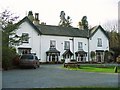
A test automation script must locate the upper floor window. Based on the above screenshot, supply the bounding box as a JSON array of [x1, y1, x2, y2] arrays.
[[50, 40, 56, 48], [64, 41, 70, 50], [78, 42, 83, 50], [97, 38, 102, 47], [22, 33, 29, 43]]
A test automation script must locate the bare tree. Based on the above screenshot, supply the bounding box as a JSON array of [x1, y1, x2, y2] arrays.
[[102, 20, 118, 32]]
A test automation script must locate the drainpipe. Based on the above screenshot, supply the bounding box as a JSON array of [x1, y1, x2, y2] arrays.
[[87, 29, 90, 62], [69, 37, 74, 60]]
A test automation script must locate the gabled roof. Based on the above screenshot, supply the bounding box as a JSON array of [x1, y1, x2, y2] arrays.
[[16, 16, 88, 38], [89, 25, 108, 39], [16, 17, 108, 39], [16, 16, 42, 34], [62, 49, 73, 56]]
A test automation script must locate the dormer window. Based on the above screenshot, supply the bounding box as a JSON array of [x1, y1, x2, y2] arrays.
[[97, 38, 102, 47], [22, 33, 29, 43]]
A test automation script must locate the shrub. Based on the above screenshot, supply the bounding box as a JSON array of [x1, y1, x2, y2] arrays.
[[116, 55, 120, 63], [2, 46, 17, 70], [90, 51, 96, 62]]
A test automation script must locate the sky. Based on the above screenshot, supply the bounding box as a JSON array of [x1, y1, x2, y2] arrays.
[[0, 0, 119, 28]]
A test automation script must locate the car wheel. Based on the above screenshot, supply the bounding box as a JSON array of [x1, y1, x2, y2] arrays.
[[37, 64, 40, 68], [33, 65, 37, 69]]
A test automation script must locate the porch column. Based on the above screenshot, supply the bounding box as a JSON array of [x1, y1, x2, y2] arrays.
[[80, 56, 81, 62], [84, 54, 86, 62], [50, 55, 52, 62], [101, 52, 104, 62], [55, 55, 57, 62], [47, 55, 49, 62], [77, 57, 78, 62]]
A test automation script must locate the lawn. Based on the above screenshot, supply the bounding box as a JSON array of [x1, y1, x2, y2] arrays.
[[64, 64, 120, 73]]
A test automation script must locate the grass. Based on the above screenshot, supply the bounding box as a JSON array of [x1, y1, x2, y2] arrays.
[[63, 64, 120, 73]]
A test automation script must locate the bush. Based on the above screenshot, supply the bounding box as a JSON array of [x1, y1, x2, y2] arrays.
[[2, 46, 17, 70], [116, 55, 120, 64], [90, 51, 96, 62]]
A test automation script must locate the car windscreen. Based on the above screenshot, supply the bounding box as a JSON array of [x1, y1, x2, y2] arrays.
[[20, 55, 34, 59]]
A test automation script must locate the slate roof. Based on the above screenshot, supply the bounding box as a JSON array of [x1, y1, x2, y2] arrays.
[[36, 24, 88, 38], [17, 16, 108, 38], [62, 49, 73, 56], [46, 48, 60, 53]]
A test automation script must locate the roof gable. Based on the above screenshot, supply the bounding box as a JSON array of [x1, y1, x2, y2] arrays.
[[16, 17, 88, 38], [89, 25, 108, 39], [16, 16, 42, 34]]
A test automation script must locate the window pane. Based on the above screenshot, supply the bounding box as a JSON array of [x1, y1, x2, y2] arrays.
[[97, 38, 102, 47], [78, 42, 83, 50], [22, 33, 29, 43], [64, 41, 70, 50], [50, 40, 56, 48]]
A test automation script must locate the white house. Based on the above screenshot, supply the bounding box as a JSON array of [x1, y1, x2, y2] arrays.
[[14, 11, 109, 63]]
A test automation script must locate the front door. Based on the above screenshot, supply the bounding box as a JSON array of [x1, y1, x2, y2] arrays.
[[52, 54, 55, 62]]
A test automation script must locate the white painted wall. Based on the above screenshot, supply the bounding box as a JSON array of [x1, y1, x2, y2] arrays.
[[14, 21, 109, 63], [15, 21, 41, 59], [89, 28, 109, 60], [40, 35, 88, 62]]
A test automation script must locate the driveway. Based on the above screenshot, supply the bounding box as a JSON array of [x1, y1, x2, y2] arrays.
[[2, 64, 119, 88]]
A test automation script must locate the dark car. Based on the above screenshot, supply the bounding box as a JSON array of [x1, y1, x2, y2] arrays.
[[19, 54, 40, 69]]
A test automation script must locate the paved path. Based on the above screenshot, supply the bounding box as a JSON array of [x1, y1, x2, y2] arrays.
[[2, 64, 119, 88]]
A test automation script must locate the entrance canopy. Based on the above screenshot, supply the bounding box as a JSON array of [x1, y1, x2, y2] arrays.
[[75, 50, 87, 56], [62, 49, 73, 56], [46, 48, 60, 56]]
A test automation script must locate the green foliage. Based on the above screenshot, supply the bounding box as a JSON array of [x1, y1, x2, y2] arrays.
[[108, 31, 120, 60], [81, 16, 88, 29], [2, 46, 16, 70], [59, 11, 72, 27], [116, 55, 120, 63], [104, 50, 114, 63], [90, 51, 96, 61], [1, 9, 24, 69]]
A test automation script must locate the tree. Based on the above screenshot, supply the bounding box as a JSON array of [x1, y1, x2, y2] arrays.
[[78, 16, 89, 30], [58, 11, 72, 27], [103, 20, 120, 61], [1, 10, 25, 69]]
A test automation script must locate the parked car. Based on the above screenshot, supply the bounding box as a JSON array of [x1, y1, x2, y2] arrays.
[[19, 54, 40, 69]]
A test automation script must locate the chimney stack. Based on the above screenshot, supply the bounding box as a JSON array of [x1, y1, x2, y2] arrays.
[[34, 13, 40, 25], [28, 11, 34, 22]]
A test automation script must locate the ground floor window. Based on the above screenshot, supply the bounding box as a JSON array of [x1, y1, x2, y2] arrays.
[[18, 48, 31, 55]]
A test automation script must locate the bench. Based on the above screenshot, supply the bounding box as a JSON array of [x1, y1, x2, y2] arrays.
[[64, 62, 80, 68]]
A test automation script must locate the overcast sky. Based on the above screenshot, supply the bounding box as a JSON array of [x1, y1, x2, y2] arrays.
[[0, 0, 119, 27]]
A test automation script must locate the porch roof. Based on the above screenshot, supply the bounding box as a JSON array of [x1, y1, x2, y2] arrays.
[[75, 50, 87, 55], [62, 49, 73, 56], [46, 48, 60, 53]]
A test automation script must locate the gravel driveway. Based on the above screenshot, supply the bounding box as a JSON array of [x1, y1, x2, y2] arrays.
[[2, 64, 119, 88]]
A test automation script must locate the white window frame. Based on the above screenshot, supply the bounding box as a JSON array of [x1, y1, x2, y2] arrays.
[[97, 38, 102, 47], [22, 33, 29, 43], [78, 42, 83, 50], [50, 40, 56, 48], [64, 41, 70, 50]]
